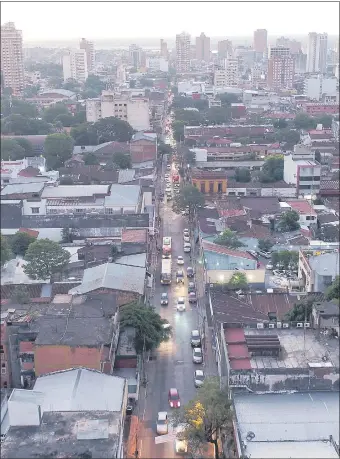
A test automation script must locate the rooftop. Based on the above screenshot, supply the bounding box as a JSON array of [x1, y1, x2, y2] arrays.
[[202, 240, 255, 260], [234, 391, 339, 459], [1, 257, 50, 285], [1, 182, 45, 196], [116, 253, 146, 267], [104, 184, 141, 207], [307, 251, 340, 275], [121, 228, 147, 244], [286, 200, 316, 215], [42, 184, 110, 198]]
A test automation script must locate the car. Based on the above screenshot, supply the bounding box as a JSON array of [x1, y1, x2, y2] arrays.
[[156, 411, 168, 435], [258, 251, 271, 259], [181, 209, 188, 215], [168, 388, 180, 408], [183, 228, 189, 235], [247, 250, 258, 259], [266, 263, 273, 270], [161, 292, 168, 305], [166, 165, 171, 170], [176, 269, 184, 283], [175, 425, 188, 453], [183, 243, 191, 253], [191, 330, 201, 347], [165, 174, 169, 178], [188, 282, 196, 293], [186, 267, 194, 278], [165, 187, 171, 193], [177, 255, 184, 265], [193, 347, 203, 364], [194, 369, 205, 388], [183, 235, 190, 243], [188, 292, 197, 303], [176, 297, 186, 312]]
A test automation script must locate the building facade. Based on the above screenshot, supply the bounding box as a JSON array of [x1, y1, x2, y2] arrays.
[[304, 75, 337, 101], [63, 49, 88, 82], [298, 249, 339, 293], [214, 58, 239, 87], [129, 44, 142, 69], [253, 29, 268, 54], [267, 47, 295, 90], [0, 321, 11, 388], [217, 39, 233, 59], [176, 32, 191, 73], [191, 170, 227, 194], [0, 22, 24, 95], [79, 38, 95, 72], [160, 39, 168, 59], [307, 32, 328, 74], [284, 144, 321, 196], [195, 32, 210, 61]]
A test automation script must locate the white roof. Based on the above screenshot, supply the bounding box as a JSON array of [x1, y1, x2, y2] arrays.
[[1, 182, 44, 195], [42, 185, 109, 198], [104, 184, 140, 207], [33, 368, 126, 412]]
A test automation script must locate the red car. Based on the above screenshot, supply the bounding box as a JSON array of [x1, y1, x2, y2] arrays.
[[168, 388, 181, 408]]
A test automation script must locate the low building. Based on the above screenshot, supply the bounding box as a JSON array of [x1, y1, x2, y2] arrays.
[[283, 199, 317, 226], [298, 249, 340, 293], [226, 179, 296, 198], [2, 368, 128, 458], [284, 144, 321, 196], [302, 102, 339, 116], [191, 169, 227, 194], [130, 132, 158, 165], [312, 300, 339, 336]]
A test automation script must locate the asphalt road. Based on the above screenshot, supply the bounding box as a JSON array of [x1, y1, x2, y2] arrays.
[[139, 158, 203, 458]]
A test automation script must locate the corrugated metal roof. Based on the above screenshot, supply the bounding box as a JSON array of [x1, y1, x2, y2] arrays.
[[104, 184, 140, 207], [1, 182, 44, 195]]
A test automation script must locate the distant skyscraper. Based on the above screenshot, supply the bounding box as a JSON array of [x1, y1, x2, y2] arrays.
[[129, 44, 142, 69], [160, 39, 168, 59], [253, 29, 268, 54], [1, 22, 24, 95], [267, 46, 295, 90], [63, 49, 88, 82], [80, 38, 95, 72], [176, 32, 191, 72], [307, 32, 328, 74], [195, 32, 210, 61], [217, 39, 233, 59]]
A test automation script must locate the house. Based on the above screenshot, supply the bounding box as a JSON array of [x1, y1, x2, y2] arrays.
[[283, 199, 317, 226], [72, 141, 130, 164], [59, 165, 119, 184], [191, 169, 227, 194], [130, 132, 157, 165], [312, 300, 339, 336], [1, 182, 45, 201], [2, 368, 127, 458], [226, 179, 296, 198], [298, 249, 340, 293]]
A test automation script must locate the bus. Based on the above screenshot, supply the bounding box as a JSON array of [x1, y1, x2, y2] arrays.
[[162, 236, 172, 258], [161, 258, 172, 285]]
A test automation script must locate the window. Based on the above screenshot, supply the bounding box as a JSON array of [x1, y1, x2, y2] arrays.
[[200, 183, 205, 193], [75, 208, 85, 213], [1, 363, 6, 374], [31, 207, 39, 214], [0, 345, 4, 354], [228, 191, 236, 196], [217, 182, 223, 193], [106, 208, 113, 214], [209, 182, 214, 193]]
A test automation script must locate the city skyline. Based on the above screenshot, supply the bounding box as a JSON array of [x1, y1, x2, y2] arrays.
[[1, 1, 339, 41]]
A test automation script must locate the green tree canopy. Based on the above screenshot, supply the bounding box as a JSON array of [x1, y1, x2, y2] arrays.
[[271, 250, 299, 269], [274, 128, 300, 149], [278, 210, 300, 232], [227, 272, 248, 290], [171, 377, 232, 459], [286, 299, 313, 322], [93, 117, 134, 143], [15, 137, 35, 156], [273, 119, 288, 129], [174, 108, 203, 125], [183, 150, 196, 166], [294, 114, 316, 130], [119, 302, 172, 353], [157, 141, 173, 157], [216, 92, 241, 106], [1, 98, 38, 118], [205, 106, 231, 125], [70, 123, 98, 146], [84, 152, 99, 165], [44, 133, 74, 169], [234, 167, 251, 183], [172, 120, 186, 142], [84, 75, 106, 96], [325, 276, 340, 301], [1, 138, 26, 161], [259, 155, 284, 183], [11, 285, 30, 304], [24, 239, 71, 280], [315, 115, 333, 129], [1, 234, 12, 266], [113, 151, 132, 169], [174, 184, 205, 213], [214, 229, 245, 249], [258, 239, 274, 252], [2, 114, 52, 135], [10, 231, 36, 257], [43, 103, 69, 124]]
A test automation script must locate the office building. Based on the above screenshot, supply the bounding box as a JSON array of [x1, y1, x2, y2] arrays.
[[217, 39, 233, 59], [160, 39, 168, 59], [79, 38, 95, 72], [86, 91, 150, 131], [307, 32, 328, 74], [63, 49, 88, 82], [176, 32, 191, 72], [129, 44, 142, 69], [267, 46, 295, 90], [304, 75, 337, 101], [214, 58, 239, 87], [146, 57, 169, 72], [253, 29, 267, 54], [195, 32, 210, 61], [0, 22, 24, 95]]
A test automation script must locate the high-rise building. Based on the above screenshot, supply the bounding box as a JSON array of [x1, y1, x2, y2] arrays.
[[217, 39, 233, 59], [267, 46, 295, 90], [176, 32, 191, 73], [307, 32, 328, 74], [214, 58, 239, 87], [63, 49, 88, 82], [253, 29, 268, 54], [80, 38, 95, 72], [195, 32, 210, 61], [129, 44, 142, 69], [1, 22, 24, 95], [160, 39, 168, 59]]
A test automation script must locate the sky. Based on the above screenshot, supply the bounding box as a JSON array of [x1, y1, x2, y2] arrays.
[[1, 0, 339, 41]]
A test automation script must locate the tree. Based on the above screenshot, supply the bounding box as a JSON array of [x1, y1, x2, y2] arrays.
[[59, 177, 74, 185], [205, 106, 231, 125], [294, 114, 316, 130], [1, 234, 12, 266], [1, 139, 26, 161], [2, 114, 52, 135], [44, 133, 74, 169], [286, 299, 313, 322], [172, 120, 186, 142], [119, 302, 172, 353], [70, 123, 98, 146], [171, 377, 232, 459], [54, 113, 76, 127], [93, 117, 134, 143], [43, 103, 69, 123], [113, 151, 131, 169], [157, 141, 173, 157], [84, 153, 99, 165], [315, 115, 333, 129], [174, 108, 203, 126], [61, 226, 75, 243], [278, 210, 300, 232], [174, 184, 205, 214], [24, 239, 71, 281], [10, 231, 36, 257], [183, 150, 196, 166], [325, 276, 340, 301], [84, 75, 106, 96], [271, 250, 299, 269], [214, 229, 245, 249], [258, 239, 274, 253], [15, 137, 34, 157], [274, 128, 300, 149], [259, 155, 284, 182], [111, 244, 119, 261], [273, 119, 288, 129], [62, 78, 81, 92], [11, 285, 30, 304], [228, 272, 248, 290], [234, 167, 251, 183], [216, 92, 241, 106]]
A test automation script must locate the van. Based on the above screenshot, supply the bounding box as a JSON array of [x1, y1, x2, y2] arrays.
[[183, 243, 191, 253]]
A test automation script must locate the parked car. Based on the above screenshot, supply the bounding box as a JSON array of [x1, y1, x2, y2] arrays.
[[188, 292, 197, 303], [175, 425, 188, 453], [190, 330, 201, 347], [183, 229, 190, 236], [258, 251, 271, 259], [183, 235, 190, 243], [186, 267, 194, 278], [156, 412, 168, 435], [184, 243, 191, 253], [168, 388, 180, 408], [193, 347, 203, 364], [161, 293, 168, 306], [188, 282, 196, 293], [194, 369, 205, 388]]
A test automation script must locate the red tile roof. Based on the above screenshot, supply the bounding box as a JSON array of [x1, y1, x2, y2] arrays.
[[202, 240, 255, 260], [286, 200, 316, 215], [225, 327, 247, 343], [218, 209, 246, 218], [121, 228, 147, 244], [224, 328, 251, 370], [230, 359, 252, 370], [19, 341, 34, 353], [18, 228, 39, 238], [21, 362, 34, 371]]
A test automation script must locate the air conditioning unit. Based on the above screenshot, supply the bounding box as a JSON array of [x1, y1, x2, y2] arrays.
[[257, 323, 264, 329], [304, 322, 310, 328], [277, 322, 282, 328], [269, 323, 275, 329], [283, 323, 289, 328], [297, 322, 303, 328]]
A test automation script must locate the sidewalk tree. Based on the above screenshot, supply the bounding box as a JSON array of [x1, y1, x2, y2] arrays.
[[1, 234, 12, 266], [174, 184, 205, 214], [10, 231, 36, 256], [325, 276, 340, 301], [171, 377, 232, 459], [258, 239, 274, 253], [24, 239, 71, 281], [157, 141, 173, 157], [183, 150, 196, 166], [172, 120, 186, 142], [228, 272, 248, 290], [44, 133, 74, 169], [119, 302, 172, 353], [278, 210, 300, 232], [214, 229, 245, 249]]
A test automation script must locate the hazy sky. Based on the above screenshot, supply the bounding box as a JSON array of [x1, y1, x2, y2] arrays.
[[1, 0, 339, 41]]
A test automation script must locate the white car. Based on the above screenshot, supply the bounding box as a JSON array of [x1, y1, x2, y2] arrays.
[[193, 347, 203, 364], [156, 411, 168, 435], [183, 243, 191, 253], [165, 187, 171, 193], [176, 297, 186, 312], [165, 174, 169, 178], [175, 425, 188, 453], [177, 255, 184, 265], [183, 229, 189, 235], [194, 369, 205, 388], [266, 263, 273, 270], [183, 235, 190, 243]]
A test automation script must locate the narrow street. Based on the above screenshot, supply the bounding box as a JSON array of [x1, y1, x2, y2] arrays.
[[137, 153, 217, 458]]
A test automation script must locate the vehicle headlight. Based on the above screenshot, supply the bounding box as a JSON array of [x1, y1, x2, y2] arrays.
[[170, 402, 173, 407], [177, 402, 180, 407]]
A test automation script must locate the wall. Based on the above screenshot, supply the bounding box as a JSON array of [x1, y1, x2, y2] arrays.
[[34, 345, 102, 376], [261, 187, 296, 198], [192, 178, 227, 194], [94, 289, 140, 307], [206, 269, 265, 286], [1, 322, 11, 388]]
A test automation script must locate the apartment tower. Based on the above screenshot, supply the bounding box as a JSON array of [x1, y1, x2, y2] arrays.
[[195, 32, 210, 62], [217, 40, 233, 59], [253, 29, 268, 54], [1, 22, 24, 95], [160, 39, 168, 59], [80, 38, 95, 72], [267, 46, 295, 90], [63, 49, 88, 82], [307, 32, 328, 74], [176, 32, 191, 72]]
